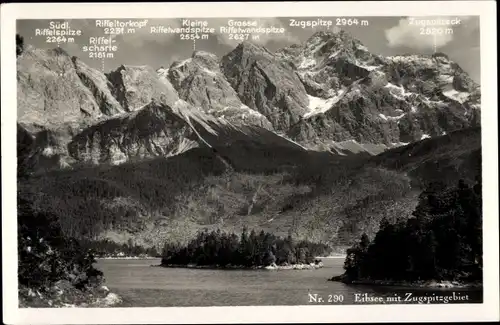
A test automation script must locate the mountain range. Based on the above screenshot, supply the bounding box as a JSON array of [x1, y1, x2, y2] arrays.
[[17, 30, 481, 247]]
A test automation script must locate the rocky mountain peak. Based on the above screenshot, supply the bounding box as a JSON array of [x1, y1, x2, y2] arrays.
[[432, 52, 451, 61], [304, 29, 361, 51], [18, 27, 481, 170], [227, 41, 275, 64], [67, 99, 201, 165], [17, 47, 106, 126], [168, 50, 221, 82], [48, 46, 71, 57], [107, 63, 179, 111], [235, 40, 266, 51], [221, 40, 309, 131], [72, 57, 125, 117], [165, 50, 274, 130], [191, 50, 219, 69], [305, 29, 350, 45]]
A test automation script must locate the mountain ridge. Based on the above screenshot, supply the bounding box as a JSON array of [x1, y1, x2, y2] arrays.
[[17, 30, 480, 171]]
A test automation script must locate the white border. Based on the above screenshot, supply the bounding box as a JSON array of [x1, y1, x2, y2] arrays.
[[2, 1, 498, 324]]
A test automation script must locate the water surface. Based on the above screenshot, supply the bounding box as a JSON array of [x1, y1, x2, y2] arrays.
[[96, 258, 482, 306]]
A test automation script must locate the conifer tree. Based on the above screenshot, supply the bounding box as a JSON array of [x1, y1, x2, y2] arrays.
[[16, 34, 24, 57]]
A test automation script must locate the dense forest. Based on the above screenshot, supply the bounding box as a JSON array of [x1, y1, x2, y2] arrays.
[[339, 177, 482, 284], [161, 228, 332, 267], [18, 196, 103, 291], [17, 127, 481, 249]]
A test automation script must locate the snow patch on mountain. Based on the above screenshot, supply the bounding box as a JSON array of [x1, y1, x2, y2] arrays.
[[173, 58, 192, 68], [379, 113, 406, 122], [213, 105, 267, 122], [384, 82, 407, 100], [384, 82, 419, 101], [442, 88, 470, 104], [202, 67, 217, 76], [304, 91, 345, 118], [271, 132, 309, 151], [358, 64, 380, 71], [356, 44, 368, 51], [311, 41, 327, 54], [157, 68, 169, 78], [172, 99, 220, 137], [387, 55, 435, 68], [328, 50, 342, 59], [171, 137, 200, 156], [438, 74, 454, 83], [391, 142, 410, 147], [355, 60, 380, 71], [299, 57, 317, 69], [42, 147, 56, 157]]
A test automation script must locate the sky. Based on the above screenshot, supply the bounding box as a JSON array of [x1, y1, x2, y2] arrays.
[[17, 16, 480, 83]]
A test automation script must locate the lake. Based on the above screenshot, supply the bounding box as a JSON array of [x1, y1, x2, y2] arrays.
[[95, 258, 483, 307]]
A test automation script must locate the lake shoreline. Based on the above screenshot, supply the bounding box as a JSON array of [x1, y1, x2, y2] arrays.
[[157, 261, 325, 271], [329, 274, 482, 289], [96, 256, 159, 260], [96, 255, 346, 261]]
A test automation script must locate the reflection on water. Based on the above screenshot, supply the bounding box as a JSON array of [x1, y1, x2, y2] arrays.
[[95, 258, 483, 307]]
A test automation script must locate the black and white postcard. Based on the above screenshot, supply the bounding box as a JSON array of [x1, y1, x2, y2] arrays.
[[2, 1, 498, 324]]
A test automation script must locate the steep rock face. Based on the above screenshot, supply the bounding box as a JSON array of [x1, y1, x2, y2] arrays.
[[221, 42, 309, 131], [17, 123, 38, 176], [17, 46, 288, 169], [18, 48, 135, 171], [166, 51, 273, 130], [106, 65, 179, 111], [17, 47, 104, 126], [17, 28, 482, 171], [17, 49, 215, 169], [381, 53, 481, 141], [72, 57, 124, 116], [68, 99, 199, 165], [287, 85, 402, 155], [276, 31, 480, 153], [277, 31, 384, 97]]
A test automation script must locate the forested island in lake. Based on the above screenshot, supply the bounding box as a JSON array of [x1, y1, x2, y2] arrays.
[[331, 178, 483, 288], [160, 228, 331, 269]]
